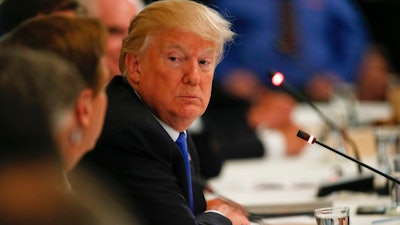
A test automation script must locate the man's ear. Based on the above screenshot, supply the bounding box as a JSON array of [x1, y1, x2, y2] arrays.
[[125, 53, 141, 84], [75, 89, 94, 127]]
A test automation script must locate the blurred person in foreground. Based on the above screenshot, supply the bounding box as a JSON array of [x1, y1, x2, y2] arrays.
[[79, 0, 145, 81], [81, 0, 249, 225], [0, 17, 141, 222], [0, 48, 85, 225], [0, 47, 129, 225], [0, 0, 85, 37], [0, 15, 108, 172]]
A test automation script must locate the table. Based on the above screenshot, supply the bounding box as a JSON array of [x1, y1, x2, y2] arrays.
[[207, 101, 399, 225]]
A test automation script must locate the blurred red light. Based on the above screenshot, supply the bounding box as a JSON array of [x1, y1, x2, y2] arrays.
[[271, 72, 284, 86]]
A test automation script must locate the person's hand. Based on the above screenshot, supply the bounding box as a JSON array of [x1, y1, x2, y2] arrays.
[[278, 120, 306, 156], [246, 91, 305, 156], [357, 46, 389, 101], [222, 70, 264, 101], [306, 74, 338, 102], [207, 197, 250, 225], [247, 91, 295, 129]]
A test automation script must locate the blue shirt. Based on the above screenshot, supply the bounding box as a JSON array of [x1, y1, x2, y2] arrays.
[[213, 0, 370, 92]]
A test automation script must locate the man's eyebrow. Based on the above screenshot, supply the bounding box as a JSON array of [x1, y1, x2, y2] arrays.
[[202, 47, 217, 55], [163, 42, 186, 51], [163, 42, 217, 56]]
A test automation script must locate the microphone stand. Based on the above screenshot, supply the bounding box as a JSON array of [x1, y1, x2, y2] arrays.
[[297, 130, 400, 185], [267, 70, 362, 174]]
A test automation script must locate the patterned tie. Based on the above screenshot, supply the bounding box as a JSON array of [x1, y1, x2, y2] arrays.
[[175, 132, 194, 213]]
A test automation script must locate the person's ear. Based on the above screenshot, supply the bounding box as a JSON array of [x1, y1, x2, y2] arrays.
[[75, 88, 94, 128], [126, 53, 141, 84]]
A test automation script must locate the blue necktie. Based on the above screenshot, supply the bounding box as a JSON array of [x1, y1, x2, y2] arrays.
[[175, 132, 194, 213]]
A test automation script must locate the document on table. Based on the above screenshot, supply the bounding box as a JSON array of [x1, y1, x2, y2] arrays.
[[209, 155, 335, 217], [262, 215, 316, 225], [371, 217, 400, 224]]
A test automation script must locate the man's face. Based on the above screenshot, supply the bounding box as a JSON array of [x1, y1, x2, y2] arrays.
[[97, 0, 141, 79], [128, 29, 218, 131]]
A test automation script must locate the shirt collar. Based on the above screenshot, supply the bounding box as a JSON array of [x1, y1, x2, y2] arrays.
[[156, 118, 186, 142]]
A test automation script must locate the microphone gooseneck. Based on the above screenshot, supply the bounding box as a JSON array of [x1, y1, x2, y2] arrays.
[[297, 129, 400, 185], [267, 70, 362, 174]]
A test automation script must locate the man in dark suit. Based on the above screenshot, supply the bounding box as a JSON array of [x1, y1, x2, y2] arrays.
[[81, 1, 249, 225]]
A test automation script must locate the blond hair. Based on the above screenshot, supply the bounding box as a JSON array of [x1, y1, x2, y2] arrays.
[[119, 0, 235, 75]]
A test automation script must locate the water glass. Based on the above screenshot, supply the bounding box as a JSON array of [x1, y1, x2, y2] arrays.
[[387, 156, 400, 216], [314, 207, 349, 225], [374, 126, 400, 174]]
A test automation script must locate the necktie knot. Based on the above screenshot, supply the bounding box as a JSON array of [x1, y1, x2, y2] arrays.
[[176, 132, 187, 150]]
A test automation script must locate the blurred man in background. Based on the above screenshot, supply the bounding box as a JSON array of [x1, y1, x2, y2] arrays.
[[80, 0, 144, 81]]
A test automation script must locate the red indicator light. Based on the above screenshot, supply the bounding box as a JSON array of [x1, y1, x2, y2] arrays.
[[271, 72, 284, 87]]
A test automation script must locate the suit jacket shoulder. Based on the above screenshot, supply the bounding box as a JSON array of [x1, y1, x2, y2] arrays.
[[82, 76, 231, 225]]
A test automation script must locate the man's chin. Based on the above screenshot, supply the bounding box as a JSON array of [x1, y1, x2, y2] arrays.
[[179, 106, 204, 119]]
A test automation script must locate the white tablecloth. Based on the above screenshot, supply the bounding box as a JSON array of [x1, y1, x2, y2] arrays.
[[208, 102, 397, 225]]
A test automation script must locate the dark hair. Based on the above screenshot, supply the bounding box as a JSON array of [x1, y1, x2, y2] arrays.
[[0, 15, 107, 94], [0, 0, 85, 36], [0, 47, 85, 164]]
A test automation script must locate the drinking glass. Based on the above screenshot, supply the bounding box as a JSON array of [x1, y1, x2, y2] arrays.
[[314, 207, 349, 225], [374, 127, 400, 172], [387, 156, 400, 216]]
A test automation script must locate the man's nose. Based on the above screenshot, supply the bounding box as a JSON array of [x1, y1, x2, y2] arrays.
[[182, 61, 200, 85]]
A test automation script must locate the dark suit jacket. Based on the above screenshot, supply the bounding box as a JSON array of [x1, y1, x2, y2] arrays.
[[82, 76, 231, 225]]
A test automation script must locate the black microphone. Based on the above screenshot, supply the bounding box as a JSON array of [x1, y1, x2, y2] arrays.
[[297, 129, 400, 186], [267, 70, 362, 175]]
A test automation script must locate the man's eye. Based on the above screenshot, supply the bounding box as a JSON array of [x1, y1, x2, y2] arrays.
[[169, 57, 178, 62], [108, 27, 124, 36], [200, 60, 210, 65]]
